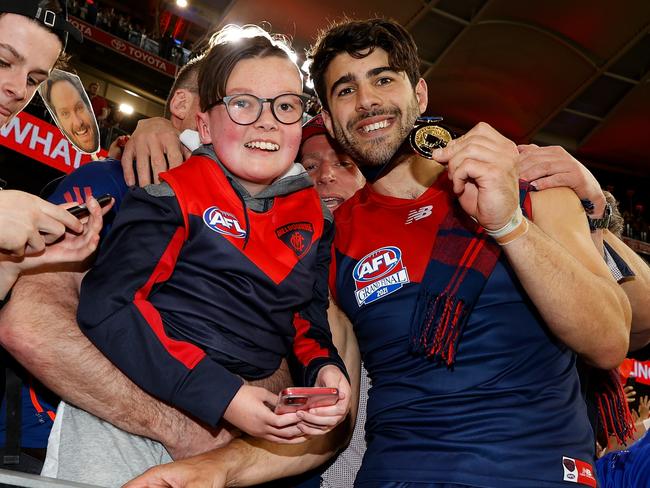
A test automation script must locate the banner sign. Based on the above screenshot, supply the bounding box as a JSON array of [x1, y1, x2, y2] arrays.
[[0, 112, 106, 174], [69, 17, 178, 78]]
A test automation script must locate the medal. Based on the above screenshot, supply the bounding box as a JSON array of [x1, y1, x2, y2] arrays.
[[409, 117, 454, 159]]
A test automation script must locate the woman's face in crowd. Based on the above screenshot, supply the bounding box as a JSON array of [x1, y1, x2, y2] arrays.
[[300, 134, 365, 211], [198, 55, 303, 193], [0, 14, 62, 127]]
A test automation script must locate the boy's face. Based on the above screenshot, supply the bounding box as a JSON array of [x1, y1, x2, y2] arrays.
[[321, 48, 427, 169], [197, 56, 303, 190]]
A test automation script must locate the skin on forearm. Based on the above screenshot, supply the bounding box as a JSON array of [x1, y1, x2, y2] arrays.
[[602, 230, 650, 351], [0, 260, 20, 299], [0, 272, 218, 456], [135, 299, 362, 487], [502, 188, 631, 369]]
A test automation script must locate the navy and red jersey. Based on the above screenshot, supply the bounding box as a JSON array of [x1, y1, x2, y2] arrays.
[[78, 152, 346, 426], [331, 174, 596, 487]]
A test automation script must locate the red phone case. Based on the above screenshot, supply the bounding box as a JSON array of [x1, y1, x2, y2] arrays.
[[275, 387, 339, 414]]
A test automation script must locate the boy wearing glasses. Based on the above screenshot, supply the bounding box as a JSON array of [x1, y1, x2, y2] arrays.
[[76, 25, 350, 447]]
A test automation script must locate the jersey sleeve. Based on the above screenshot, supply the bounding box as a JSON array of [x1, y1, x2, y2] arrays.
[[77, 186, 243, 426], [45, 160, 128, 239], [291, 218, 348, 386]]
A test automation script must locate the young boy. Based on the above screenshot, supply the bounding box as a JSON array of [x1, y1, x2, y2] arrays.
[[77, 25, 350, 442]]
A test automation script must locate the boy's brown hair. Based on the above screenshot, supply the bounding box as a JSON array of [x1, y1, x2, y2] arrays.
[[198, 25, 301, 113]]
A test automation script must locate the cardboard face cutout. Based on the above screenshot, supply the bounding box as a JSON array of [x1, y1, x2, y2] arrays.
[[39, 70, 100, 154]]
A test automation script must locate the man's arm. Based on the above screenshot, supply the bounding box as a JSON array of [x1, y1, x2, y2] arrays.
[[517, 144, 650, 353], [0, 271, 230, 460], [602, 230, 650, 351], [432, 123, 631, 370], [508, 187, 631, 368], [125, 299, 361, 487]]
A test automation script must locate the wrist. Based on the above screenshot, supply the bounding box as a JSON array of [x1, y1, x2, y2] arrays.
[[587, 202, 612, 232], [483, 207, 529, 245]]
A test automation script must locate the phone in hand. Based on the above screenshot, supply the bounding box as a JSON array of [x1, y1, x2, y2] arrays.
[[275, 387, 339, 414], [67, 194, 113, 219]]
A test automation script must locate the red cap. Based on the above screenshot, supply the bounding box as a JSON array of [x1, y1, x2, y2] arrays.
[[301, 114, 329, 145]]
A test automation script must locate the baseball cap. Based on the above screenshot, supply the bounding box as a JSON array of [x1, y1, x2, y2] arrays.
[[0, 0, 82, 50]]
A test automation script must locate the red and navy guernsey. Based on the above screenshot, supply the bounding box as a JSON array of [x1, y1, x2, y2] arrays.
[[78, 146, 346, 426], [331, 174, 596, 488]]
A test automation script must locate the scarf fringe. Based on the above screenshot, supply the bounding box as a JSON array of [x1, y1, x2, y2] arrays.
[[596, 369, 635, 447], [410, 291, 468, 366]]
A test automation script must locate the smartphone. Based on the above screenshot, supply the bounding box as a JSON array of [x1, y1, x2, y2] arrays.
[[275, 387, 339, 414], [67, 194, 113, 219]]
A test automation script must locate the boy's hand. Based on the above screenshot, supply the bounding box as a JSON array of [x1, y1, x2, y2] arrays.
[[296, 365, 351, 436], [222, 385, 306, 444]]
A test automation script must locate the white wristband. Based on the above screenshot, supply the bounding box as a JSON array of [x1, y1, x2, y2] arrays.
[[484, 207, 523, 239]]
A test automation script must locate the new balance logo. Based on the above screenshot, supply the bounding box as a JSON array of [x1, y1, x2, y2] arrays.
[[405, 205, 433, 224]]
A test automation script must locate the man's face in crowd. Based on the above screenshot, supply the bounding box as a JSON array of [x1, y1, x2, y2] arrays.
[[0, 14, 61, 127], [87, 82, 99, 97], [300, 134, 364, 211], [321, 48, 427, 168], [50, 80, 98, 153]]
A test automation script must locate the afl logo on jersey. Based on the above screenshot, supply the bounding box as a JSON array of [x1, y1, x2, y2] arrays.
[[203, 206, 247, 239], [353, 246, 410, 307]]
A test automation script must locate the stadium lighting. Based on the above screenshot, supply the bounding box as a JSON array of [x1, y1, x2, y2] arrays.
[[119, 103, 134, 115]]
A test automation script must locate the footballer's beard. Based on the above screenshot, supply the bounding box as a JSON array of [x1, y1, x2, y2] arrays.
[[331, 97, 421, 170]]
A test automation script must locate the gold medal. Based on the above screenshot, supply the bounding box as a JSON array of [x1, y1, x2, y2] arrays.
[[409, 120, 453, 159]]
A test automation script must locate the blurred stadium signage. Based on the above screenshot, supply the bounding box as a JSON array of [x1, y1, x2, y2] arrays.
[[0, 112, 104, 174], [69, 17, 178, 78]]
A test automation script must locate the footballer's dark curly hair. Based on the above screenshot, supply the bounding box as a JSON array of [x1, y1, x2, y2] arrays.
[[308, 18, 420, 111]]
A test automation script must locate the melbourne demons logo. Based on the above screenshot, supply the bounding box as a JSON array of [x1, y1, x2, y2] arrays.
[[275, 222, 314, 258], [353, 246, 410, 306], [203, 206, 247, 238]]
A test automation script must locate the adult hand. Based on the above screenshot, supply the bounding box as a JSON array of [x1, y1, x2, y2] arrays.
[[296, 364, 351, 436], [517, 144, 606, 217], [222, 385, 306, 443], [0, 190, 84, 256], [121, 117, 183, 186], [431, 122, 520, 230], [123, 455, 227, 488], [5, 196, 110, 269]]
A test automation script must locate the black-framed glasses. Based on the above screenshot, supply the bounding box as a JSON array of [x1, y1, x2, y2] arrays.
[[206, 93, 309, 126]]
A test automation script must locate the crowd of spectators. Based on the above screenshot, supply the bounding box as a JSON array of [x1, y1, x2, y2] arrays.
[[68, 0, 191, 66]]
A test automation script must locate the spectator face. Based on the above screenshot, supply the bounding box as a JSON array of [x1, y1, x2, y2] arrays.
[[0, 14, 62, 127], [49, 79, 99, 153], [321, 48, 427, 169], [300, 134, 364, 211], [87, 82, 99, 96], [197, 56, 303, 190]]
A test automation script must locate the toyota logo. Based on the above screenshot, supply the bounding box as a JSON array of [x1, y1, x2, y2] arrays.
[[111, 39, 127, 51]]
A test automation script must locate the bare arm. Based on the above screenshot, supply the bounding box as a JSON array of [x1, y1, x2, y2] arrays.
[[0, 271, 229, 460], [505, 187, 631, 368], [602, 230, 650, 351], [434, 124, 630, 370], [125, 299, 362, 487]]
